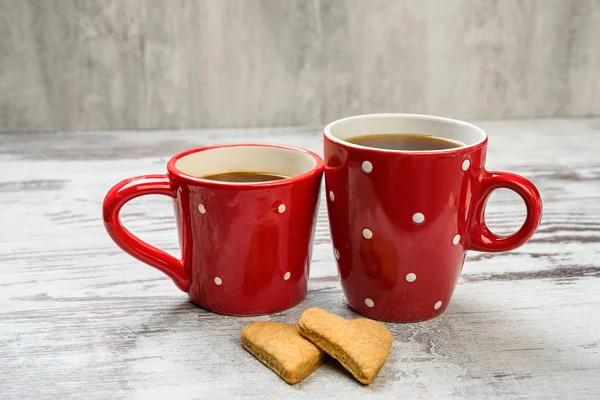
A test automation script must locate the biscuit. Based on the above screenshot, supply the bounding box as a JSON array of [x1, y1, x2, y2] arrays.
[[297, 308, 392, 384], [241, 321, 327, 384]]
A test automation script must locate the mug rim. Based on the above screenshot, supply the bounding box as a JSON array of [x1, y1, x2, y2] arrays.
[[167, 143, 325, 188], [323, 113, 487, 155]]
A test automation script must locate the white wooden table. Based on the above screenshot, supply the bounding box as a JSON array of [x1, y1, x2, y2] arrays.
[[1, 119, 599, 399]]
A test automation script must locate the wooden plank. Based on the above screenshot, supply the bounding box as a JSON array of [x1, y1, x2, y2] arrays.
[[1, 118, 599, 399]]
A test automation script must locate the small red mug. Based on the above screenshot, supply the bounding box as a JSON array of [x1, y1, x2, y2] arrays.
[[103, 144, 324, 315], [323, 114, 542, 322]]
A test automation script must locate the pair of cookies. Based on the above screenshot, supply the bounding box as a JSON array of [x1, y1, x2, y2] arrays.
[[241, 308, 393, 384]]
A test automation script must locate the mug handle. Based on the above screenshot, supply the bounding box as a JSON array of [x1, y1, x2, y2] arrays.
[[466, 170, 542, 252], [102, 174, 189, 292]]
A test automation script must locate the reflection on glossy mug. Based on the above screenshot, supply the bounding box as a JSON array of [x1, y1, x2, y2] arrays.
[[323, 114, 542, 322], [103, 144, 324, 315]]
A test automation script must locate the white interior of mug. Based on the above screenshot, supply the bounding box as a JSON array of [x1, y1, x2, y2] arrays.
[[324, 114, 487, 152], [173, 145, 318, 181]]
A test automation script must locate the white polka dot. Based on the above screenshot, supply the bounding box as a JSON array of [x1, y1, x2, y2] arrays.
[[412, 212, 425, 224], [453, 234, 461, 245], [405, 273, 417, 282], [214, 277, 222, 285], [361, 161, 373, 173], [365, 298, 375, 308], [434, 301, 442, 310], [329, 191, 335, 201], [283, 271, 291, 280], [362, 228, 373, 239], [334, 248, 340, 259], [197, 204, 206, 214], [462, 159, 470, 171], [278, 204, 286, 213]]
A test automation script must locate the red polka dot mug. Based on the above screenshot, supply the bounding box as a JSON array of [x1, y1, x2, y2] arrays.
[[323, 114, 542, 322], [103, 144, 324, 315]]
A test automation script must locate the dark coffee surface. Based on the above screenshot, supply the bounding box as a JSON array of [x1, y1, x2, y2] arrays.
[[346, 133, 465, 151], [202, 171, 288, 182]]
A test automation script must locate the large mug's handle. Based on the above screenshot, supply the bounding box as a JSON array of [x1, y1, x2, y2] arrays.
[[102, 174, 189, 291], [466, 171, 542, 252]]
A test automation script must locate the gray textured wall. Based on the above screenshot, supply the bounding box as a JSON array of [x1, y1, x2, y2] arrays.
[[1, 0, 599, 132]]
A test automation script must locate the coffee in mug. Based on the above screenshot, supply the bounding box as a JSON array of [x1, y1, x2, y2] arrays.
[[201, 171, 289, 183], [347, 133, 464, 151], [323, 114, 542, 322], [103, 144, 324, 316]]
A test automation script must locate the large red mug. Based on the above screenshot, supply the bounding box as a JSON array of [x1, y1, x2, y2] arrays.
[[323, 114, 542, 322], [103, 144, 324, 315]]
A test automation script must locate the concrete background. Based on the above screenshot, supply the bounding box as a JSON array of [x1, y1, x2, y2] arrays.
[[1, 0, 599, 132]]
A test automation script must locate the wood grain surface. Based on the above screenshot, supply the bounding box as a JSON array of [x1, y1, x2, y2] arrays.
[[1, 0, 600, 132], [1, 119, 599, 399]]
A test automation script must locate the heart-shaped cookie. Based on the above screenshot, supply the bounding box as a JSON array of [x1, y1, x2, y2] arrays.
[[297, 308, 393, 384], [241, 321, 327, 384]]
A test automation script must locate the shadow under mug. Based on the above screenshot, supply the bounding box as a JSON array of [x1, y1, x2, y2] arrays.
[[103, 144, 324, 315], [323, 114, 543, 322]]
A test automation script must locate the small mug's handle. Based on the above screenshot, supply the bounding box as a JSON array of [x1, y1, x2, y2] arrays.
[[466, 170, 542, 252], [102, 174, 189, 292]]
